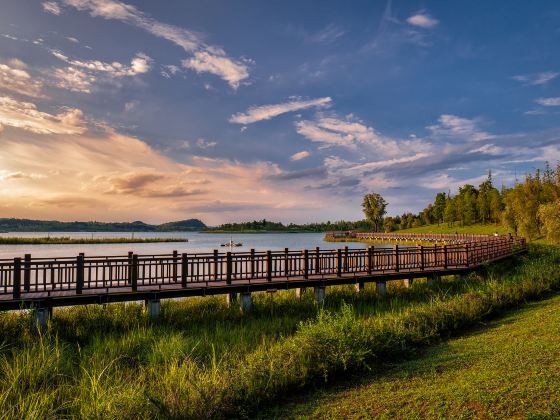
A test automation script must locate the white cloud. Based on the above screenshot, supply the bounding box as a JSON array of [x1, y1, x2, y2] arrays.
[[53, 67, 96, 93], [160, 64, 180, 78], [59, 0, 251, 88], [290, 151, 310, 161], [196, 138, 217, 149], [0, 95, 85, 134], [0, 60, 44, 98], [183, 50, 250, 89], [427, 114, 494, 141], [66, 36, 80, 43], [296, 114, 416, 156], [124, 100, 139, 112], [513, 71, 559, 86], [42, 1, 62, 15], [230, 97, 332, 124], [535, 97, 560, 106], [407, 13, 438, 28], [51, 49, 152, 77]]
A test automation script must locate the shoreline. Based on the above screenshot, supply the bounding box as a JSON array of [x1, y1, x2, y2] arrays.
[[0, 237, 189, 245]]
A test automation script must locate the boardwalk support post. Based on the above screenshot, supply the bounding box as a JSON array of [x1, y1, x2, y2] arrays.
[[314, 286, 325, 304], [33, 307, 51, 334], [355, 282, 364, 293], [427, 273, 439, 286], [240, 292, 252, 313], [376, 281, 387, 296], [146, 299, 160, 320], [295, 287, 306, 298], [402, 278, 413, 288], [226, 292, 238, 306]]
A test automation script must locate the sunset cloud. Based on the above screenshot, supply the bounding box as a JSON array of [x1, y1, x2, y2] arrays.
[[0, 60, 44, 98], [0, 96, 85, 134]]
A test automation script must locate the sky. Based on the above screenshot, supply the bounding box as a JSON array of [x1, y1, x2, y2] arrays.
[[0, 1, 559, 225]]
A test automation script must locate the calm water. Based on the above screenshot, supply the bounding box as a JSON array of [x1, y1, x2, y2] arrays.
[[0, 232, 367, 259]]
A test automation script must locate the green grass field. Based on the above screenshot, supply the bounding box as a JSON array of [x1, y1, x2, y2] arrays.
[[0, 244, 558, 418], [395, 222, 512, 235], [263, 293, 560, 419]]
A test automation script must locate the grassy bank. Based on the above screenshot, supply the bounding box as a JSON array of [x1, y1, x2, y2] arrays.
[[0, 237, 188, 245], [264, 293, 560, 419], [396, 223, 511, 235], [0, 245, 558, 418]]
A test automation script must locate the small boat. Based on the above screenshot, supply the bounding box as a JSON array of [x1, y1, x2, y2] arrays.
[[220, 239, 242, 247]]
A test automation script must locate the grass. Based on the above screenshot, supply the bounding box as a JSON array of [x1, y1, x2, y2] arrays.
[[263, 293, 560, 419], [0, 244, 557, 418], [0, 237, 188, 245], [397, 222, 512, 235]]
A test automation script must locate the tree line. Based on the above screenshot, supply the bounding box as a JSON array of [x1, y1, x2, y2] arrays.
[[363, 164, 560, 243]]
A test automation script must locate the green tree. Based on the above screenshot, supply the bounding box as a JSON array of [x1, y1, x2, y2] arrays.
[[362, 193, 387, 231], [444, 195, 456, 227], [433, 192, 447, 226], [538, 200, 560, 243]]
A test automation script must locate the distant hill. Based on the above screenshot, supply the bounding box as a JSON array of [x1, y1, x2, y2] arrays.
[[0, 218, 206, 232]]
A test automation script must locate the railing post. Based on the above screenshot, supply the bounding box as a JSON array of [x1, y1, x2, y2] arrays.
[[24, 254, 31, 292], [465, 244, 469, 267], [181, 253, 187, 287], [337, 248, 342, 277], [131, 254, 138, 292], [315, 247, 320, 274], [443, 245, 448, 269], [303, 249, 309, 279], [226, 252, 232, 285], [127, 251, 133, 284], [214, 249, 219, 281], [267, 250, 272, 282], [251, 248, 256, 278], [344, 246, 349, 271], [284, 248, 289, 277], [173, 250, 178, 282], [394, 245, 399, 272], [13, 258, 21, 299], [419, 245, 424, 271], [367, 246, 373, 274], [76, 254, 84, 295]]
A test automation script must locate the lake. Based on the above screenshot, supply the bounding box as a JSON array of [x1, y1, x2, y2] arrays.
[[0, 232, 367, 259]]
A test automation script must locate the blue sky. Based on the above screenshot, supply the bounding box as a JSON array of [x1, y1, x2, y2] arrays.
[[0, 0, 559, 224]]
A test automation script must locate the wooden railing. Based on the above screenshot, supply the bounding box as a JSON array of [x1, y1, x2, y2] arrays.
[[0, 234, 526, 306]]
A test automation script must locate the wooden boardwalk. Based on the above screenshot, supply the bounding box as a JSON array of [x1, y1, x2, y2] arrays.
[[0, 233, 526, 311]]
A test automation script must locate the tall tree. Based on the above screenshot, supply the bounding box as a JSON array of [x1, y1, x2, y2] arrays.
[[433, 192, 447, 226], [362, 193, 387, 231]]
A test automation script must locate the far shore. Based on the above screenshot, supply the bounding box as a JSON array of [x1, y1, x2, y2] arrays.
[[0, 237, 189, 245]]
